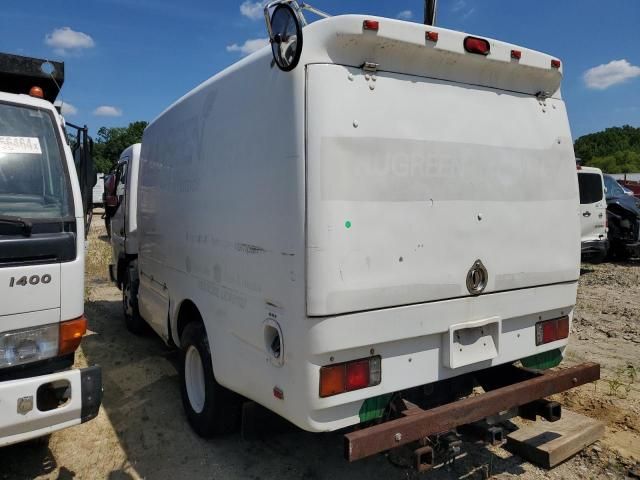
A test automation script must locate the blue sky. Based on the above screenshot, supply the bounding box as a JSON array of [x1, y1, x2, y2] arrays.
[[2, 0, 639, 139]]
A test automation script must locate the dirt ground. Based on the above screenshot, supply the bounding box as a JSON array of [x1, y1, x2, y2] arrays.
[[1, 216, 639, 480]]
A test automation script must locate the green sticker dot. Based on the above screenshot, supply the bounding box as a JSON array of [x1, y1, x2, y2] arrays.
[[345, 221, 352, 229]]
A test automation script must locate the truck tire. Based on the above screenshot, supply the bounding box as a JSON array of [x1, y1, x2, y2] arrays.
[[180, 322, 242, 437], [122, 265, 146, 334]]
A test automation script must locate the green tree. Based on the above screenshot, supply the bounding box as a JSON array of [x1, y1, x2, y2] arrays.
[[589, 150, 640, 174], [574, 125, 640, 163], [92, 121, 147, 173]]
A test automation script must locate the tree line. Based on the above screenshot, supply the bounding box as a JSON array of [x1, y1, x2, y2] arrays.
[[92, 121, 147, 173], [574, 125, 640, 173]]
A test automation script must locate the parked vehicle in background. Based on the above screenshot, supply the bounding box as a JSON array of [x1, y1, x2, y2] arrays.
[[577, 166, 608, 262], [610, 174, 640, 199], [604, 174, 640, 259], [92, 173, 105, 207], [620, 183, 635, 197], [0, 52, 102, 446], [110, 4, 597, 462], [107, 144, 143, 333], [102, 170, 118, 238]]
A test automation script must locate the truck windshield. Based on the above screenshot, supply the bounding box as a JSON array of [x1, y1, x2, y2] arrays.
[[0, 102, 71, 219]]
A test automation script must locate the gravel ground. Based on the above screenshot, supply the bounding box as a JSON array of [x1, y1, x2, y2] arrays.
[[1, 217, 638, 480]]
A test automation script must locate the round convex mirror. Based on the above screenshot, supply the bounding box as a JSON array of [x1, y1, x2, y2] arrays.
[[270, 3, 303, 72], [40, 61, 56, 76]]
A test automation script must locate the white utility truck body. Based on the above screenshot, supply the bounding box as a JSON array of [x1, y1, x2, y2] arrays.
[[577, 166, 608, 261], [0, 53, 101, 446], [113, 14, 582, 440]]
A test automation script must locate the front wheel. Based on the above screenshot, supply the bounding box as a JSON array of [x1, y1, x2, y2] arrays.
[[180, 322, 242, 437]]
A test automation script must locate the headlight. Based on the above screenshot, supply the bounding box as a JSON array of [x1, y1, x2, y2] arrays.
[[0, 324, 59, 368]]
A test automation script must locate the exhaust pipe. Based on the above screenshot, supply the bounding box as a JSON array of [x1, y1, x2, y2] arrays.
[[424, 0, 438, 26]]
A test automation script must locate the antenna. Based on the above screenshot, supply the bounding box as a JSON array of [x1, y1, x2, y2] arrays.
[[424, 0, 438, 26]]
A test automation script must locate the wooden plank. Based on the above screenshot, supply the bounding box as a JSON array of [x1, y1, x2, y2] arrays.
[[505, 410, 605, 468]]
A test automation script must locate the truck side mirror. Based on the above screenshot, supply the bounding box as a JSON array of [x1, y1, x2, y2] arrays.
[[265, 2, 303, 71]]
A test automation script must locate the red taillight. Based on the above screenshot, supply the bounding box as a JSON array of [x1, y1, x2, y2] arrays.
[[464, 36, 490, 55], [319, 356, 381, 398], [535, 316, 569, 346], [511, 49, 522, 60], [363, 20, 379, 31], [426, 31, 439, 42], [551, 59, 561, 69], [346, 360, 369, 391]]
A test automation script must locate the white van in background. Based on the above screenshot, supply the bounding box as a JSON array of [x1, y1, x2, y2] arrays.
[[110, 5, 599, 462], [577, 166, 608, 262]]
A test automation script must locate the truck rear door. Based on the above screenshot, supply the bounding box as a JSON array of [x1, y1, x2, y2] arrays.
[[306, 64, 579, 316]]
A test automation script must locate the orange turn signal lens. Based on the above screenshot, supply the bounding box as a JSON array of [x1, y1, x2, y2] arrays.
[[59, 315, 87, 355], [29, 86, 44, 98], [319, 364, 346, 398], [319, 356, 381, 398]]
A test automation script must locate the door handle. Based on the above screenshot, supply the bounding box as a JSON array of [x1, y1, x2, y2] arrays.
[[583, 211, 591, 217]]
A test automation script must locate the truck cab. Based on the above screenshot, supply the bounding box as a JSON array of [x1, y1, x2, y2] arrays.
[[577, 166, 608, 262], [0, 52, 101, 446], [108, 144, 143, 333]]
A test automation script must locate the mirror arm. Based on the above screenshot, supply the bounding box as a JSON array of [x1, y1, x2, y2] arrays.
[[299, 3, 331, 19]]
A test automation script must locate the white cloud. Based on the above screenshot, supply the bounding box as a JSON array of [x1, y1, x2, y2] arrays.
[[54, 101, 78, 116], [583, 59, 640, 90], [451, 0, 467, 12], [93, 105, 122, 117], [240, 1, 265, 20], [451, 0, 475, 20], [396, 10, 413, 20], [226, 38, 268, 56], [45, 27, 95, 55]]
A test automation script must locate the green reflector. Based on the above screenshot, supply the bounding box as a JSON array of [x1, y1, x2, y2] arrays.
[[521, 348, 563, 370], [359, 393, 392, 423]]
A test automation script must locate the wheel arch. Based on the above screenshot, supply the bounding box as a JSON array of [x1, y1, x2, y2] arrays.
[[173, 298, 204, 348]]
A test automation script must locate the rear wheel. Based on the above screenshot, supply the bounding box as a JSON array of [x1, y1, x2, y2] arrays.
[[180, 321, 242, 437], [122, 264, 146, 334]]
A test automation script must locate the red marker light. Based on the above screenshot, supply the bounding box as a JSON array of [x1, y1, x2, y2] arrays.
[[464, 36, 490, 55], [551, 59, 561, 69], [426, 31, 439, 42], [363, 20, 379, 31], [511, 49, 522, 60]]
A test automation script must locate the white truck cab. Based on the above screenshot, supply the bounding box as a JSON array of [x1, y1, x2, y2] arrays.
[[0, 53, 101, 447], [111, 4, 598, 462], [577, 166, 608, 262]]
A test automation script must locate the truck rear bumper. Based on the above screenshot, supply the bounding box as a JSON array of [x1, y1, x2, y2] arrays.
[[0, 365, 102, 447], [344, 362, 600, 461]]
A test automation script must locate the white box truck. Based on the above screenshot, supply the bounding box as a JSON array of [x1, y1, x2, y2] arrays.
[[110, 3, 598, 463], [0, 52, 101, 446]]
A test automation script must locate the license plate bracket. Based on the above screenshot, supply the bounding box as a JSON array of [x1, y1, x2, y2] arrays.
[[443, 316, 501, 369]]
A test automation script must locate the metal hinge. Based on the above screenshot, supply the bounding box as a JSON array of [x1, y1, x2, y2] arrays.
[[361, 62, 379, 74], [536, 91, 551, 101]]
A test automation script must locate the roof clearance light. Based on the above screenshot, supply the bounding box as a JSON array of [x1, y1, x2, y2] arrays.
[[426, 31, 439, 42], [511, 49, 522, 60], [551, 59, 561, 69], [363, 20, 379, 31], [464, 36, 490, 55], [29, 86, 44, 98]]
